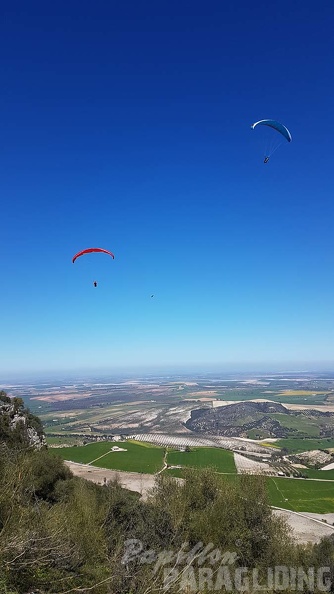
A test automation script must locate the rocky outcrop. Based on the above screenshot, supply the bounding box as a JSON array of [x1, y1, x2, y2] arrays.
[[0, 392, 46, 449]]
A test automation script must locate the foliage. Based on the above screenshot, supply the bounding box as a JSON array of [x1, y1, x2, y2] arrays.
[[0, 390, 11, 404]]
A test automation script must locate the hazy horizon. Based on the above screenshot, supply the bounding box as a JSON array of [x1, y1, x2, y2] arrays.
[[1, 361, 334, 384]]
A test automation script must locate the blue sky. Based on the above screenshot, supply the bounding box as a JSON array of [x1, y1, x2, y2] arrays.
[[1, 0, 334, 374]]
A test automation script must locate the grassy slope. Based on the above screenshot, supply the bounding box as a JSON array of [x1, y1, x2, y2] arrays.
[[271, 414, 321, 437]]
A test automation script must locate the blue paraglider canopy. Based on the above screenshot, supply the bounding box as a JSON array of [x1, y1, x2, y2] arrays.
[[251, 119, 292, 162], [251, 119, 292, 142]]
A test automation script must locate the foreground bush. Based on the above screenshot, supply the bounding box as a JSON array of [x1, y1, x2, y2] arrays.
[[1, 441, 334, 592]]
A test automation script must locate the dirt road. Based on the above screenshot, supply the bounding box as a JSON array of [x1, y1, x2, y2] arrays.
[[64, 460, 157, 499], [272, 508, 334, 544]]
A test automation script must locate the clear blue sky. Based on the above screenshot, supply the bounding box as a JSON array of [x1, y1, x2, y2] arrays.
[[1, 0, 334, 375]]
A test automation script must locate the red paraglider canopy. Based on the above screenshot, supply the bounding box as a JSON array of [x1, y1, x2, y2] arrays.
[[72, 248, 115, 264]]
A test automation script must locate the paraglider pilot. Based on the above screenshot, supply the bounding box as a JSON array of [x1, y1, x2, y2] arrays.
[[93, 281, 97, 287]]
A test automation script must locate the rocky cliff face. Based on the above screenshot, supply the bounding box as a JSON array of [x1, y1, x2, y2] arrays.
[[0, 392, 46, 449]]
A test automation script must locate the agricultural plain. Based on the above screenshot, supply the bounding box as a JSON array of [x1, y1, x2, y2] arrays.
[[53, 439, 334, 514], [8, 371, 334, 516], [7, 371, 334, 441]]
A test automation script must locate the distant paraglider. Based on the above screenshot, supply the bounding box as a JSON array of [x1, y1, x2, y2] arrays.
[[251, 119, 292, 163], [72, 248, 115, 287], [72, 248, 115, 263]]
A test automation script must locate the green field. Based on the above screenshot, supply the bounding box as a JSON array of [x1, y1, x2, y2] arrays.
[[267, 477, 334, 513], [276, 438, 334, 453], [167, 447, 236, 473], [47, 436, 82, 446], [53, 441, 165, 474], [303, 468, 334, 480], [271, 414, 321, 437]]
